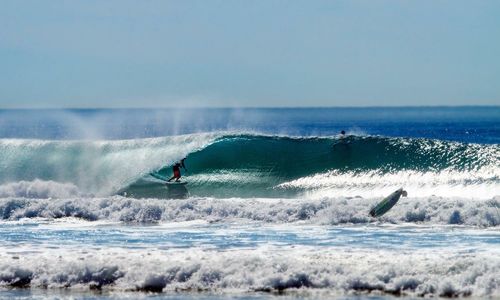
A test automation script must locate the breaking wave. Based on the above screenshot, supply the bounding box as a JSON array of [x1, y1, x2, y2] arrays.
[[0, 133, 498, 199], [0, 133, 217, 196]]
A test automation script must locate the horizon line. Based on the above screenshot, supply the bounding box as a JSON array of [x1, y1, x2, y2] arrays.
[[1, 104, 499, 110]]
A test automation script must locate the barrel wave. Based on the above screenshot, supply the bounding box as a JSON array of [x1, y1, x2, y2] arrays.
[[136, 134, 498, 199], [0, 133, 498, 199]]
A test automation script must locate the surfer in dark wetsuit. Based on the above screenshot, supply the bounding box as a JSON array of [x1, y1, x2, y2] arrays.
[[334, 130, 347, 145], [168, 158, 187, 182], [333, 130, 350, 162]]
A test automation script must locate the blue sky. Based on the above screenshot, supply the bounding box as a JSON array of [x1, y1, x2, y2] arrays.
[[1, 0, 499, 108]]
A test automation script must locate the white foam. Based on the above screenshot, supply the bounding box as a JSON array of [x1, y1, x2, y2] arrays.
[[1, 196, 498, 227], [0, 246, 498, 297], [189, 171, 273, 185], [277, 168, 500, 199], [0, 180, 81, 199]]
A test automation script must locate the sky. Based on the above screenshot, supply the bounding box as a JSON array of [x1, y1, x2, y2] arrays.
[[1, 0, 499, 108]]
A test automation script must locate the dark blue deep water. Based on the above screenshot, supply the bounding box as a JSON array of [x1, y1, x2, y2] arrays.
[[1, 107, 498, 143]]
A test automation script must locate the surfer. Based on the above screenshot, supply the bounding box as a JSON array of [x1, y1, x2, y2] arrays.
[[168, 158, 187, 182], [333, 130, 347, 147]]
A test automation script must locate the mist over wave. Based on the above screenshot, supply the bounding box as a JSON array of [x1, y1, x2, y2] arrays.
[[0, 133, 218, 196]]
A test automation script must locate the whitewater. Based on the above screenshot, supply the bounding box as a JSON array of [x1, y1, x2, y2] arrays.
[[0, 108, 498, 299]]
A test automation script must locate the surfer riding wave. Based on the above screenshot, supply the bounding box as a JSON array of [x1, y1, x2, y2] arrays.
[[168, 158, 187, 182]]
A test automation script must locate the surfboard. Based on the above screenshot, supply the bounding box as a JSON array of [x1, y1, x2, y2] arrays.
[[369, 188, 406, 217], [165, 181, 187, 186], [150, 172, 188, 185]]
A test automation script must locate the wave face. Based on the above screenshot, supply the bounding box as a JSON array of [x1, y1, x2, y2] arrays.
[[0, 133, 498, 199], [137, 134, 499, 199]]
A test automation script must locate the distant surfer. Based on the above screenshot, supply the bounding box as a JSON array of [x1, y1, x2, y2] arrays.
[[334, 130, 347, 146], [168, 158, 187, 182], [333, 130, 351, 161]]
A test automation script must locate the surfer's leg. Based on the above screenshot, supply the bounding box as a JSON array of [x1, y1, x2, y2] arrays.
[[174, 170, 181, 182]]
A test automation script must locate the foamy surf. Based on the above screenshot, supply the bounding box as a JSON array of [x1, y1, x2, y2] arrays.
[[0, 246, 498, 297], [278, 168, 499, 199], [0, 196, 498, 227]]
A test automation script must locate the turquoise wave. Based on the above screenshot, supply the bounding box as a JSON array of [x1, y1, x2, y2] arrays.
[[126, 134, 499, 198], [0, 133, 497, 198]]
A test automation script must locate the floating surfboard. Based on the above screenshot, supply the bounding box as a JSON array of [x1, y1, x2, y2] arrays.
[[369, 188, 407, 217]]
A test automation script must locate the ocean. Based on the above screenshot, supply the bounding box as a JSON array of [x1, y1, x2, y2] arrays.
[[0, 107, 498, 299]]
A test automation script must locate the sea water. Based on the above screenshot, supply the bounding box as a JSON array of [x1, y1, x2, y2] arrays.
[[0, 107, 498, 299]]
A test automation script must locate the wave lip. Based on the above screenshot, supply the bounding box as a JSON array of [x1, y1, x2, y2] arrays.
[[1, 196, 498, 227], [0, 247, 498, 297]]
